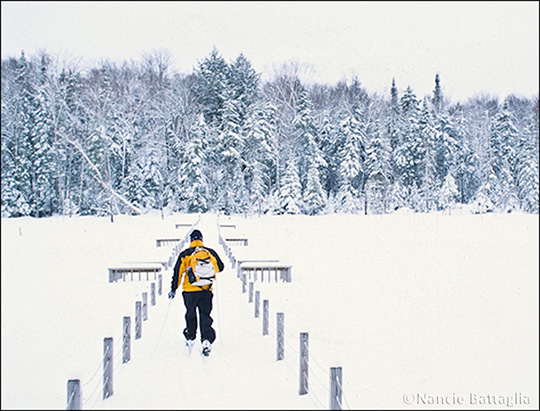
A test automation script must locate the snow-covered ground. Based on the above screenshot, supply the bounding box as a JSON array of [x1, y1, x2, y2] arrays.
[[1, 211, 538, 410]]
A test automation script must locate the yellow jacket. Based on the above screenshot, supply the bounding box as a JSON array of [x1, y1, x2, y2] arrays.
[[171, 239, 225, 292]]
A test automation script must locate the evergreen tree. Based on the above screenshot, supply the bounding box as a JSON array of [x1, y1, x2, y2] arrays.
[[218, 97, 247, 214], [336, 114, 364, 213], [319, 113, 340, 195], [293, 85, 324, 182], [279, 148, 303, 214], [244, 100, 278, 213], [489, 100, 520, 211], [228, 53, 260, 126], [434, 112, 459, 186], [31, 53, 56, 216], [178, 116, 209, 213], [388, 77, 402, 151], [304, 162, 327, 215], [122, 160, 149, 211], [193, 48, 229, 128], [447, 105, 470, 204], [515, 120, 539, 213], [394, 86, 422, 206], [432, 73, 443, 113], [142, 139, 164, 211], [365, 120, 392, 213], [418, 98, 439, 211], [438, 171, 460, 213]]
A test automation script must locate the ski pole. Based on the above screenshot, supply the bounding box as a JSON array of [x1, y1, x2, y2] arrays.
[[214, 280, 223, 346], [154, 298, 172, 351]]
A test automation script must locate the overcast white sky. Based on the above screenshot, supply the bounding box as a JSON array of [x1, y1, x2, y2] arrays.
[[2, 1, 539, 102]]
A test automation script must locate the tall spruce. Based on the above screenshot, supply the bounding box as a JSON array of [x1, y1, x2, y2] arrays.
[[336, 113, 365, 213], [365, 120, 392, 213], [394, 85, 422, 208], [279, 148, 303, 214], [193, 48, 229, 128], [178, 115, 209, 213], [418, 98, 439, 211], [489, 100, 520, 211]]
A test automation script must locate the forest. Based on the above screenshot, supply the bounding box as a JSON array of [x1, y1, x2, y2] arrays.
[[1, 48, 538, 218]]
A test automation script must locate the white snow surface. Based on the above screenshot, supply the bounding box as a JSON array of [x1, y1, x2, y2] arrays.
[[1, 211, 539, 410]]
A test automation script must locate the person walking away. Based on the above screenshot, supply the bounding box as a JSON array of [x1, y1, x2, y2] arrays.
[[168, 229, 225, 356]]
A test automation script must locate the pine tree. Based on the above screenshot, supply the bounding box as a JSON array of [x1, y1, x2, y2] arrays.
[[448, 105, 471, 204], [365, 120, 392, 213], [178, 116, 209, 213], [388, 77, 402, 151], [122, 160, 149, 211], [432, 73, 443, 113], [394, 86, 422, 207], [293, 85, 324, 181], [279, 149, 303, 214], [515, 121, 539, 213], [244, 100, 278, 214], [142, 140, 164, 211], [418, 98, 439, 211], [31, 53, 56, 216], [336, 114, 364, 213], [438, 171, 460, 213], [489, 100, 519, 211], [218, 97, 247, 214], [228, 53, 260, 126], [193, 48, 229, 128], [304, 162, 327, 215], [319, 113, 340, 195], [434, 112, 459, 187]]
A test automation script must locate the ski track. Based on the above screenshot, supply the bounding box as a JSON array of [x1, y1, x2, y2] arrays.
[[93, 214, 316, 410]]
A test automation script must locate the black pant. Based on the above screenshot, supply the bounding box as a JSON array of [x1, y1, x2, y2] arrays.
[[182, 291, 215, 343]]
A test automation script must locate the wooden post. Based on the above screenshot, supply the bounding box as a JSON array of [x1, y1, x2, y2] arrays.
[[142, 292, 148, 321], [123, 316, 130, 363], [150, 283, 156, 306], [254, 291, 260, 318], [248, 282, 254, 303], [299, 332, 309, 395], [242, 273, 247, 293], [158, 274, 162, 295], [330, 367, 343, 410], [67, 379, 81, 410], [135, 301, 142, 339], [263, 299, 269, 336], [277, 313, 284, 361], [103, 337, 113, 399]]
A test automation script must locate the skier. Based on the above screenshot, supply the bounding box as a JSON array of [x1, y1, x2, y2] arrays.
[[168, 229, 225, 356]]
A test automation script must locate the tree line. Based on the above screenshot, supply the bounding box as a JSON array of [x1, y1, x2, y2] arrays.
[[1, 48, 538, 218]]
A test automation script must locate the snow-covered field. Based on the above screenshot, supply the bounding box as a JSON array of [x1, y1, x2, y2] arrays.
[[1, 211, 538, 410]]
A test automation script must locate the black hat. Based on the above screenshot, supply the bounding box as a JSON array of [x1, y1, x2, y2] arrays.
[[190, 229, 203, 241]]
